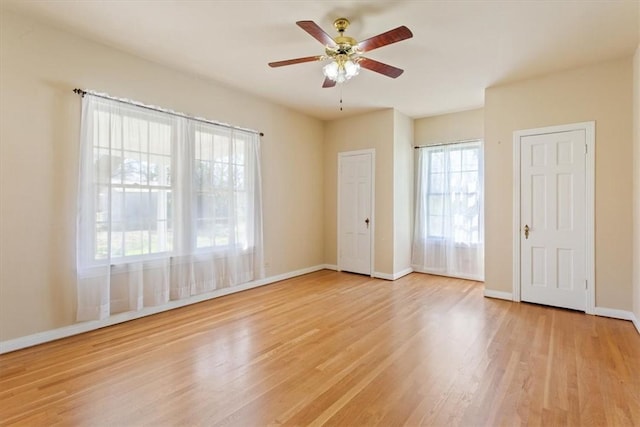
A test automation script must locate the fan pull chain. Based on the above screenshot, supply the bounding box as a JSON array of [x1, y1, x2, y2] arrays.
[[340, 86, 343, 111]]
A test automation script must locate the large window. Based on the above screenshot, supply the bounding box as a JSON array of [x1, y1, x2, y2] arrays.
[[194, 128, 250, 251], [412, 141, 484, 281], [77, 95, 263, 321], [425, 145, 481, 242], [93, 110, 173, 260]]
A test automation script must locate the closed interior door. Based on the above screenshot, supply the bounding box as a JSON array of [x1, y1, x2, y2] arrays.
[[520, 130, 586, 310], [339, 152, 373, 275]]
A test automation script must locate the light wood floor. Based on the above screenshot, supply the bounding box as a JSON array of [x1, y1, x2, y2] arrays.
[[1, 271, 639, 426]]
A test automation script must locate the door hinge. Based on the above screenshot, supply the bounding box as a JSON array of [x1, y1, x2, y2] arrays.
[[585, 144, 588, 154], [585, 279, 588, 289]]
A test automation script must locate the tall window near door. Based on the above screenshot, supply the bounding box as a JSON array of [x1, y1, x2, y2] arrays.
[[412, 141, 484, 280], [77, 94, 263, 321]]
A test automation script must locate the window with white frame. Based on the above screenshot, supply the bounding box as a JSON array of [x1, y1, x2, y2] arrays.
[[412, 140, 484, 281], [86, 105, 256, 263], [92, 110, 174, 260], [77, 94, 263, 321], [425, 144, 482, 243], [194, 128, 250, 251]]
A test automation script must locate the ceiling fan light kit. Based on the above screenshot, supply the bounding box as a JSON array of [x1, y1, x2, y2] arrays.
[[322, 58, 360, 83], [268, 17, 413, 88]]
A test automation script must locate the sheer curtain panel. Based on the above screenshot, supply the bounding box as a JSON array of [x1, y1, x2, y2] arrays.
[[412, 141, 484, 281], [76, 95, 264, 321]]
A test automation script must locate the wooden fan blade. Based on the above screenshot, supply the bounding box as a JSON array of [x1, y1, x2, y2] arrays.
[[322, 77, 336, 88], [268, 55, 323, 67], [357, 26, 413, 52], [296, 21, 337, 47], [359, 57, 404, 78]]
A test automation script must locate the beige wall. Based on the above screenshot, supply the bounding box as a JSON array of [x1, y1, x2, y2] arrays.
[[323, 109, 395, 274], [485, 58, 634, 310], [414, 108, 484, 146], [0, 10, 324, 341], [633, 45, 640, 324], [393, 111, 414, 274]]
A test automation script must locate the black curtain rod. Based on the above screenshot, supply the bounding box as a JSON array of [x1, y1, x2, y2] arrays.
[[414, 138, 481, 149], [73, 88, 264, 137]]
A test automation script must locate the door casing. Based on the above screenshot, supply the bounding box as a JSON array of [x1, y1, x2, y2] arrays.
[[512, 122, 595, 314], [337, 149, 375, 276]]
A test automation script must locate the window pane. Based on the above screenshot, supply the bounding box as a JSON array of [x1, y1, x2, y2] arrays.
[[95, 224, 109, 260], [462, 148, 478, 171], [429, 172, 444, 193], [110, 225, 124, 258], [449, 149, 461, 172], [122, 116, 148, 152], [196, 131, 214, 161], [234, 165, 245, 190], [428, 216, 443, 237], [430, 151, 443, 172], [196, 194, 215, 219], [124, 230, 144, 256], [196, 219, 214, 249], [213, 162, 228, 187], [235, 192, 248, 248], [233, 139, 245, 164], [196, 160, 212, 189], [428, 195, 444, 216], [150, 225, 172, 253], [149, 154, 170, 186], [149, 122, 171, 155], [94, 148, 111, 184], [214, 135, 229, 162], [215, 192, 230, 219], [215, 220, 230, 246], [121, 152, 145, 185], [95, 185, 109, 223], [111, 190, 125, 223], [450, 172, 462, 191], [461, 171, 478, 193]]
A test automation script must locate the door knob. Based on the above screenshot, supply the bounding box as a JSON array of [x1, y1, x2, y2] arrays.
[[365, 218, 370, 228], [524, 224, 530, 239]]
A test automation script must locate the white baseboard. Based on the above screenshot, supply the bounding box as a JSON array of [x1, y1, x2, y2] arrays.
[[6, 268, 636, 354], [0, 264, 327, 355], [483, 289, 513, 301], [593, 306, 636, 321], [373, 268, 413, 281], [392, 268, 413, 280], [373, 272, 393, 280]]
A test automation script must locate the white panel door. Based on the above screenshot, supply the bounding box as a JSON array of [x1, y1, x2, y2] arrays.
[[521, 130, 586, 310], [339, 152, 373, 275]]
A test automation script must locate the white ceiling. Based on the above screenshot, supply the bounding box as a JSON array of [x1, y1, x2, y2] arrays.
[[3, 0, 639, 120]]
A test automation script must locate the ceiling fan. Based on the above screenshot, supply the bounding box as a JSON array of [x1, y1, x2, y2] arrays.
[[268, 18, 413, 88]]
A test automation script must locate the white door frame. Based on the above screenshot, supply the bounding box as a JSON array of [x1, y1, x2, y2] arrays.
[[512, 121, 595, 314], [337, 149, 375, 276]]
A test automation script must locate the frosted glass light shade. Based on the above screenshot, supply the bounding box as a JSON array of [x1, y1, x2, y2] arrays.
[[344, 60, 360, 78], [323, 62, 339, 80], [323, 59, 361, 83]]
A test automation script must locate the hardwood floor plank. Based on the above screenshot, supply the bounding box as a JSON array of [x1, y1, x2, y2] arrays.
[[1, 271, 639, 426]]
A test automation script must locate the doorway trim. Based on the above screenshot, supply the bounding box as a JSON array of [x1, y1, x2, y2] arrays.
[[337, 149, 375, 277], [512, 121, 595, 314]]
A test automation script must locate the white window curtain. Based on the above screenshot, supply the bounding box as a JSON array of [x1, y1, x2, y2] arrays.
[[411, 141, 484, 281], [76, 95, 264, 321]]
